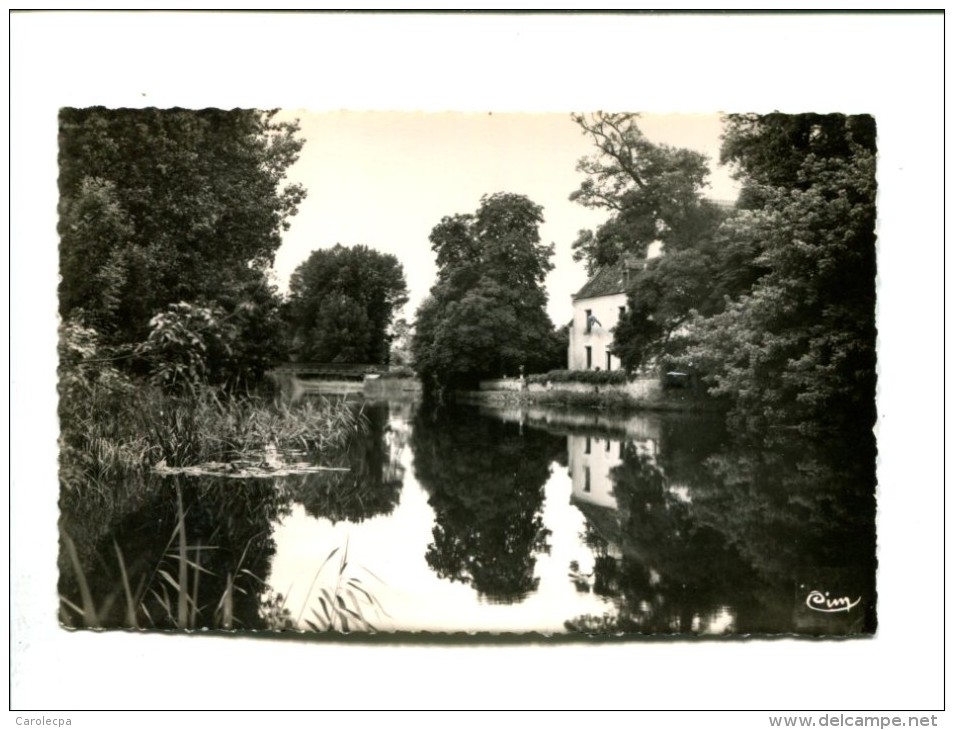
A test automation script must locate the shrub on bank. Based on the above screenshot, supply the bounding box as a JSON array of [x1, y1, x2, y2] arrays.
[[533, 389, 637, 409], [526, 369, 631, 386], [57, 318, 365, 492]]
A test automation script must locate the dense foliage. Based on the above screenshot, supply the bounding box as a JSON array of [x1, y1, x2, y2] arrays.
[[684, 114, 877, 431], [412, 193, 561, 391], [571, 112, 877, 431], [570, 112, 735, 372], [286, 244, 408, 364], [58, 107, 304, 389], [569, 112, 715, 275]]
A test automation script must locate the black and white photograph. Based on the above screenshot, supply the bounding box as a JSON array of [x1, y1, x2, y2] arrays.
[[53, 108, 878, 637], [10, 9, 944, 717]]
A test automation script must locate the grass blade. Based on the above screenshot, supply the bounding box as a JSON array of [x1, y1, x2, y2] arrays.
[[157, 569, 181, 591], [61, 529, 99, 628], [113, 539, 138, 629], [190, 541, 202, 629], [175, 486, 189, 627], [316, 595, 331, 626]]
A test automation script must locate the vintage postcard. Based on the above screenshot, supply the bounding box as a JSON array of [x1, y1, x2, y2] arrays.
[[55, 108, 877, 638], [12, 10, 942, 716]]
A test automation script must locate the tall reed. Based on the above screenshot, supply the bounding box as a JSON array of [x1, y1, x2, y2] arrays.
[[59, 380, 364, 493], [297, 538, 389, 633], [60, 484, 267, 631]]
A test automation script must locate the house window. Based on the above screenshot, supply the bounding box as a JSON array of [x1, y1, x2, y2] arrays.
[[584, 466, 591, 493], [605, 439, 611, 452], [606, 351, 612, 371], [584, 437, 591, 454], [619, 305, 626, 320], [585, 345, 592, 369], [585, 309, 593, 334]]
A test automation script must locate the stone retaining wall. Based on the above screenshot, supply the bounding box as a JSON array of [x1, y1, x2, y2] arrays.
[[481, 377, 662, 400]]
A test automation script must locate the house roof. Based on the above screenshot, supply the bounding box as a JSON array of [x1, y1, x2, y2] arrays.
[[573, 254, 646, 301]]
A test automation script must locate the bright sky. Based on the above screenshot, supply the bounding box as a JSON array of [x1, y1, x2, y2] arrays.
[[272, 111, 740, 326]]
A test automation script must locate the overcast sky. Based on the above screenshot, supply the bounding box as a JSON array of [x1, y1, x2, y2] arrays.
[[272, 111, 741, 326]]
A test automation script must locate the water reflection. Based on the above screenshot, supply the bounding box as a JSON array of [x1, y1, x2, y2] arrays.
[[58, 475, 290, 630], [563, 417, 877, 636], [59, 396, 877, 636], [411, 405, 565, 603], [286, 402, 406, 524]]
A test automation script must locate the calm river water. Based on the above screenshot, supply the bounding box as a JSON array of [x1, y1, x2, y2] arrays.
[[58, 395, 877, 637]]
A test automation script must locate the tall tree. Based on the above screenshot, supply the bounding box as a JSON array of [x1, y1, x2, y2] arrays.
[[569, 112, 732, 372], [412, 193, 557, 390], [286, 244, 408, 364], [58, 107, 306, 349], [685, 113, 877, 431], [569, 112, 713, 275], [720, 112, 877, 208]]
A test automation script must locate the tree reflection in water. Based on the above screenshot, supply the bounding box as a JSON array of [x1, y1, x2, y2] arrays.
[[286, 401, 405, 524], [567, 420, 877, 636], [58, 395, 877, 635], [411, 405, 566, 604]]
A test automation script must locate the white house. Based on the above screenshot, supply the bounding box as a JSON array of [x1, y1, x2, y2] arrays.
[[567, 254, 646, 371]]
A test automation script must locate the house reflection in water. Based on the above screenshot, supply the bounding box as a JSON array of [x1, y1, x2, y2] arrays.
[[567, 421, 661, 513], [566, 415, 664, 574]]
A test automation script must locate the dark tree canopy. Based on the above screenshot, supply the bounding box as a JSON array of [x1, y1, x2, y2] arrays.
[[58, 107, 306, 347], [287, 244, 408, 364], [569, 112, 714, 275], [569, 112, 877, 432], [685, 113, 877, 431], [412, 193, 558, 390], [720, 112, 877, 206]]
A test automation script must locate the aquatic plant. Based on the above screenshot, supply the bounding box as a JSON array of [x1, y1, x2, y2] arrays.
[[297, 539, 389, 633], [60, 492, 389, 634], [58, 378, 364, 493], [59, 485, 270, 631]]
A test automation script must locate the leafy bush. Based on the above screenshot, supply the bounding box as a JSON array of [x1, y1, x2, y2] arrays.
[[136, 296, 286, 394], [526, 369, 631, 386], [137, 301, 236, 393]]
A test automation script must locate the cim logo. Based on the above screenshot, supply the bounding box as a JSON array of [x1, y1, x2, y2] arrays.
[[805, 590, 862, 614]]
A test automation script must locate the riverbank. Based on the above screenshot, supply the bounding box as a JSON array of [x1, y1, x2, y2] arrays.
[[457, 377, 726, 413], [270, 373, 423, 402], [58, 378, 363, 494], [276, 371, 719, 413]]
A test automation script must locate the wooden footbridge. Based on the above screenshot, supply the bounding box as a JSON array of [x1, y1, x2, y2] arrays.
[[270, 362, 388, 381]]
